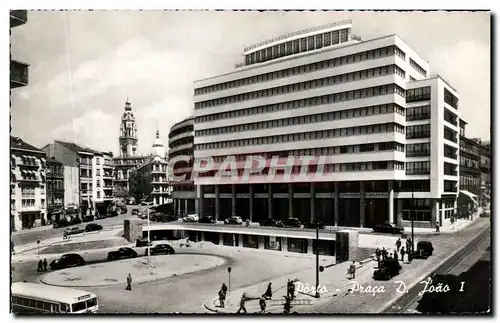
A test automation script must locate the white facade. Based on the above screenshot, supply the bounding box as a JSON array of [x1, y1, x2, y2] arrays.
[[63, 165, 79, 207]]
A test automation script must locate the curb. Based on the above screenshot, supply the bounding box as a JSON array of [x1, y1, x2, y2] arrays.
[[378, 226, 489, 313]]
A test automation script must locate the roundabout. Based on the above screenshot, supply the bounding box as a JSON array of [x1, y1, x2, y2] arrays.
[[39, 254, 226, 287]]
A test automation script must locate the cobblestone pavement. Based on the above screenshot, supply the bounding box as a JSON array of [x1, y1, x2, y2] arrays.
[[302, 218, 490, 313]]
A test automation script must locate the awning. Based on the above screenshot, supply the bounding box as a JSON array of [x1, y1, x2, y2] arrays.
[[459, 190, 478, 205]]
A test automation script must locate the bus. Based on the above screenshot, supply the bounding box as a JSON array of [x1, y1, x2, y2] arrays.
[[11, 282, 99, 314]]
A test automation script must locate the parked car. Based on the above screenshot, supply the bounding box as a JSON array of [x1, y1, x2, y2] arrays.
[[259, 218, 283, 227], [282, 218, 303, 228], [373, 258, 402, 280], [304, 220, 325, 229], [107, 247, 138, 260], [69, 217, 82, 225], [53, 219, 70, 229], [64, 226, 84, 236], [136, 238, 153, 247], [224, 216, 243, 225], [183, 214, 199, 222], [372, 222, 405, 234], [132, 208, 140, 215], [50, 253, 86, 270], [82, 215, 94, 223], [199, 216, 216, 224], [85, 223, 103, 232], [413, 240, 434, 259], [144, 244, 175, 256]]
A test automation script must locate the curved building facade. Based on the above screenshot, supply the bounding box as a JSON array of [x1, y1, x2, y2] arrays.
[[193, 20, 461, 229], [168, 116, 196, 216]]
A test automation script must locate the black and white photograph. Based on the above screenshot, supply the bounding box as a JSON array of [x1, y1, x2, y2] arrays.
[[8, 6, 492, 315]]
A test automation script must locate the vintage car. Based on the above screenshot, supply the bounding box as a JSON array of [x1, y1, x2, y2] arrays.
[[373, 258, 402, 280]]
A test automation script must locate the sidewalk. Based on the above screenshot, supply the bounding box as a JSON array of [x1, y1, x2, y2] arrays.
[[204, 258, 376, 314]]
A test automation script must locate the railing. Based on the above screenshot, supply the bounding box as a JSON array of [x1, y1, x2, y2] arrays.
[[405, 169, 430, 175], [10, 60, 29, 87], [244, 19, 352, 52], [406, 151, 430, 157]]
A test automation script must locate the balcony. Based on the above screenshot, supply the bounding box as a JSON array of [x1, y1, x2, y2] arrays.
[[406, 169, 430, 175], [10, 60, 29, 88], [18, 177, 40, 182], [151, 169, 166, 174], [19, 205, 41, 212], [10, 10, 27, 28], [103, 173, 114, 179]]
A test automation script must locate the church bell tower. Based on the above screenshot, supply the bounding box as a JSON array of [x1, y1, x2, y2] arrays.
[[119, 98, 138, 157]]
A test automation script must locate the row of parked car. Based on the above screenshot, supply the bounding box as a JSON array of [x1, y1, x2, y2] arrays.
[[48, 243, 175, 270], [62, 223, 104, 236]]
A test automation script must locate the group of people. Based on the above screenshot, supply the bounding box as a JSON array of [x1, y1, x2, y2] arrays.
[[37, 259, 48, 272], [221, 279, 297, 314], [375, 237, 414, 266]]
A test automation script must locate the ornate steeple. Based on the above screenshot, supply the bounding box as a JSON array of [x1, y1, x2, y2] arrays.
[[119, 97, 138, 157], [152, 129, 165, 159]]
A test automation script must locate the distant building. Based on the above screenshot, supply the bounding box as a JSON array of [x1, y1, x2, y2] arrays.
[[11, 136, 47, 231], [113, 98, 148, 197], [471, 138, 491, 208], [168, 116, 196, 216], [46, 157, 65, 223], [43, 141, 115, 217], [129, 130, 172, 205]]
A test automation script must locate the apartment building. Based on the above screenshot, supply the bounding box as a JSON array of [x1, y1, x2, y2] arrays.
[[129, 130, 172, 205], [92, 152, 115, 215], [46, 157, 65, 223], [193, 20, 461, 229], [168, 116, 196, 216], [11, 136, 46, 231], [43, 141, 114, 217], [10, 10, 29, 90]]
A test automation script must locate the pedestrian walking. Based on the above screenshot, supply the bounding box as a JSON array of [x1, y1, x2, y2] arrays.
[[435, 223, 440, 233], [400, 247, 406, 263], [264, 282, 272, 300], [375, 248, 381, 266], [218, 288, 226, 308], [349, 261, 356, 279], [395, 238, 402, 252], [37, 260, 43, 272], [125, 274, 132, 291], [236, 293, 248, 314], [290, 279, 296, 300], [286, 279, 292, 298], [382, 247, 387, 260], [259, 294, 267, 313], [43, 259, 48, 271], [221, 283, 228, 295], [393, 250, 399, 261]]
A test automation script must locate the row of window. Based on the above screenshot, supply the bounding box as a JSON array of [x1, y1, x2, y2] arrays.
[[406, 124, 431, 139], [460, 175, 480, 189], [409, 58, 427, 77], [195, 45, 406, 95], [444, 88, 458, 109], [195, 64, 406, 109], [460, 156, 479, 169], [47, 180, 63, 191], [460, 141, 479, 157], [196, 103, 405, 137], [406, 86, 431, 103], [21, 188, 36, 196], [21, 198, 39, 207], [210, 141, 405, 163], [406, 143, 430, 157], [195, 122, 405, 151], [198, 160, 405, 177], [46, 165, 63, 176], [406, 161, 430, 175], [245, 28, 350, 66], [11, 296, 59, 312], [406, 105, 430, 121], [402, 211, 431, 222], [196, 84, 405, 123]]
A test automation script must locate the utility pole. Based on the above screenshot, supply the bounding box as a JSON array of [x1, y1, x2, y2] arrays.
[[315, 222, 320, 298]]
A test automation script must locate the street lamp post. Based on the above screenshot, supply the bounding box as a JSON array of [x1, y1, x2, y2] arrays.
[[411, 184, 415, 255], [315, 222, 320, 298], [227, 267, 232, 295]]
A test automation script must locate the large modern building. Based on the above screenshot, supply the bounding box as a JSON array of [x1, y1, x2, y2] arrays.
[[113, 98, 148, 197], [11, 136, 47, 231], [168, 116, 196, 216], [193, 20, 461, 229], [10, 10, 29, 90], [129, 130, 172, 205], [46, 157, 65, 223], [43, 141, 114, 217]]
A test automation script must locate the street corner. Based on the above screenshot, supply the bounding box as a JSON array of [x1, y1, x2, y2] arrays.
[[39, 254, 227, 287]]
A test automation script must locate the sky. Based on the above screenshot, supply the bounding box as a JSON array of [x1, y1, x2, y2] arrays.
[[10, 10, 491, 155]]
